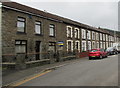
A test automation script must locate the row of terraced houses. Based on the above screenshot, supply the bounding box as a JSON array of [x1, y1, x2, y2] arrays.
[[0, 1, 120, 65]]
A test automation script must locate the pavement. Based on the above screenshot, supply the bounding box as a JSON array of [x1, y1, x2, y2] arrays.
[[2, 57, 88, 86]]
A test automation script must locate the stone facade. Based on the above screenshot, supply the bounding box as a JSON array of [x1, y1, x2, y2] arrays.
[[1, 1, 120, 63], [2, 7, 67, 62]]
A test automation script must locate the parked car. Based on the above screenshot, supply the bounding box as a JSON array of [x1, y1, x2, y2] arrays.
[[89, 48, 108, 60], [106, 47, 118, 55], [113, 43, 120, 53]]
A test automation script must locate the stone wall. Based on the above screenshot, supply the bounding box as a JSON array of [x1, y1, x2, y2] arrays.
[[2, 7, 67, 62]]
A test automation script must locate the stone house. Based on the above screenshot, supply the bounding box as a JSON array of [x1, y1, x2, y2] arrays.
[[0, 1, 120, 65]]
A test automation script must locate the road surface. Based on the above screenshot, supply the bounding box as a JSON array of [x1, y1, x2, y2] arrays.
[[14, 54, 118, 86]]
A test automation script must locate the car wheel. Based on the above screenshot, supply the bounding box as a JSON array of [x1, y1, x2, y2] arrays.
[[99, 55, 103, 59], [113, 52, 116, 55], [105, 55, 108, 58], [89, 57, 92, 60]]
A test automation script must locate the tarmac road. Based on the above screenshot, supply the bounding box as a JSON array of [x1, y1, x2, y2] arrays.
[[15, 54, 118, 86]]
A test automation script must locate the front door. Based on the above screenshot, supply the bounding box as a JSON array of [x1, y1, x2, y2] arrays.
[[36, 41, 41, 60]]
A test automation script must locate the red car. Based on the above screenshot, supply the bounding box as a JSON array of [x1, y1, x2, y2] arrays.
[[89, 48, 108, 60]]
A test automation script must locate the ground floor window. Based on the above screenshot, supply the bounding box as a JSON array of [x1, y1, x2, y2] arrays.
[[100, 42, 102, 48], [103, 42, 105, 49], [75, 41, 80, 51], [106, 42, 108, 48], [82, 41, 86, 52], [110, 42, 113, 47], [48, 42, 56, 52], [15, 40, 27, 53], [88, 41, 91, 50], [67, 40, 73, 51], [92, 41, 95, 49], [97, 42, 99, 48]]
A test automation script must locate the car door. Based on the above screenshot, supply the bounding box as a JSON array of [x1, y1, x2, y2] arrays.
[[103, 49, 107, 56], [100, 49, 104, 56]]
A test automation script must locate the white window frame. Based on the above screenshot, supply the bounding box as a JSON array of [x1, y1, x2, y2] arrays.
[[17, 17, 26, 33], [100, 33, 102, 41], [96, 32, 99, 40], [75, 41, 80, 51], [74, 28, 80, 39], [88, 41, 91, 50], [82, 29, 86, 39], [67, 26, 72, 38], [112, 36, 114, 41], [92, 41, 95, 49], [97, 42, 99, 48], [103, 34, 105, 41], [109, 36, 111, 41], [49, 24, 55, 37], [106, 42, 108, 48], [35, 21, 41, 34], [92, 31, 95, 40], [100, 42, 103, 48], [82, 41, 86, 51], [15, 40, 26, 54], [67, 40, 73, 51], [87, 30, 91, 40], [106, 34, 108, 41], [103, 42, 105, 49]]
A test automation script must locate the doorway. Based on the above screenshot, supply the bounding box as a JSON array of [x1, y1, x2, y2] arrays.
[[35, 41, 41, 60]]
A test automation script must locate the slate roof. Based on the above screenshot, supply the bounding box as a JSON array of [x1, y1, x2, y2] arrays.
[[1, 1, 117, 34]]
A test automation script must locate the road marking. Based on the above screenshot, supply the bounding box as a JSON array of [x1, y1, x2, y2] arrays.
[[10, 70, 52, 86]]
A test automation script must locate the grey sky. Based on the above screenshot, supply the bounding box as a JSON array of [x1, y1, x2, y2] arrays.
[[11, 0, 118, 31]]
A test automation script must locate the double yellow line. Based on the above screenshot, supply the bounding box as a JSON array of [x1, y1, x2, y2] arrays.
[[9, 70, 52, 86]]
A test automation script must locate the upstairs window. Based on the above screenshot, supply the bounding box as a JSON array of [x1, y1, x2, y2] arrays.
[[109, 36, 111, 41], [100, 33, 102, 41], [35, 21, 41, 34], [96, 32, 99, 40], [82, 29, 86, 39], [106, 34, 108, 41], [49, 24, 55, 37], [67, 26, 72, 38], [74, 28, 79, 39], [87, 30, 91, 39], [17, 17, 26, 33], [103, 34, 105, 41], [92, 31, 95, 40]]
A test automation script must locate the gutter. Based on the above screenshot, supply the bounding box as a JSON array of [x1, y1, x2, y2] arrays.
[[2, 5, 63, 23]]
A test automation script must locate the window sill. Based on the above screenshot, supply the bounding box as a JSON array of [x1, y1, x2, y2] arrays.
[[67, 37, 72, 38], [16, 53, 26, 54], [75, 38, 80, 40], [35, 34, 43, 36], [49, 36, 55, 37], [16, 32, 26, 34]]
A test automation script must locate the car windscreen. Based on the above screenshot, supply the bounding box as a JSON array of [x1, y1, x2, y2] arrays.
[[90, 50, 98, 52], [106, 47, 113, 51]]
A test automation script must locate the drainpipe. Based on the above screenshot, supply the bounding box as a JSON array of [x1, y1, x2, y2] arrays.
[[0, 2, 2, 87]]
